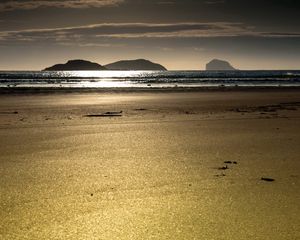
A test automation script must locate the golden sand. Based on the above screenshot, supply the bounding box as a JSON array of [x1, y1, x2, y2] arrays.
[[1, 90, 300, 239]]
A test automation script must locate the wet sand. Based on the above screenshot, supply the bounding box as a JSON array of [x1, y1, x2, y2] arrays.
[[0, 90, 300, 239]]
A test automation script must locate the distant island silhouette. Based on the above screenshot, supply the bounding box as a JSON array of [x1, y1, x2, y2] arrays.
[[206, 59, 237, 71], [105, 59, 167, 71], [43, 59, 167, 71], [43, 59, 107, 71], [43, 58, 239, 71]]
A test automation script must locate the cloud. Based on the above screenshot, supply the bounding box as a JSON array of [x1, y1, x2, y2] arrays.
[[1, 22, 300, 46], [205, 0, 225, 4], [157, 1, 176, 4], [92, 22, 252, 38], [0, 0, 124, 11], [59, 42, 126, 47]]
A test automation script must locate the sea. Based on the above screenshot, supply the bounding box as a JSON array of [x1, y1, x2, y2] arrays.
[[1, 70, 300, 89]]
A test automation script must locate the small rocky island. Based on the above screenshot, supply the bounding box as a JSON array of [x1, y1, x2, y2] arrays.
[[43, 59, 107, 71], [105, 59, 167, 71], [206, 59, 237, 71]]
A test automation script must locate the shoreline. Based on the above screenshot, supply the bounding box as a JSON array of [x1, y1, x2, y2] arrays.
[[1, 86, 300, 95]]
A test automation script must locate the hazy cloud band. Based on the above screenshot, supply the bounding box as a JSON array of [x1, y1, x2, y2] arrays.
[[0, 0, 124, 11], [1, 22, 300, 46]]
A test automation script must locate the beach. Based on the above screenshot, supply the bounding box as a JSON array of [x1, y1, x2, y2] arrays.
[[0, 89, 300, 239]]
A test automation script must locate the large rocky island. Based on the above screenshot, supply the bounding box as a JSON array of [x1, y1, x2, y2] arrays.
[[206, 59, 237, 71], [43, 59, 107, 71], [43, 59, 167, 71], [105, 59, 167, 71]]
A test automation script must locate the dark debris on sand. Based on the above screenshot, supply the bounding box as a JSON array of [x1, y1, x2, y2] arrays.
[[224, 161, 237, 164], [85, 111, 123, 117], [261, 177, 275, 182], [230, 102, 300, 115], [215, 160, 277, 183], [214, 160, 239, 177], [0, 111, 18, 114], [215, 173, 226, 177], [218, 165, 229, 170]]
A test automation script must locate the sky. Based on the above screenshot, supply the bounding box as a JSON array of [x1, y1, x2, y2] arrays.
[[0, 0, 300, 70]]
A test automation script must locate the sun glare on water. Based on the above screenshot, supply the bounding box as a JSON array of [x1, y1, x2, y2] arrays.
[[70, 70, 142, 78], [58, 70, 152, 88]]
